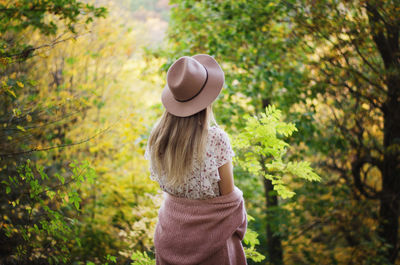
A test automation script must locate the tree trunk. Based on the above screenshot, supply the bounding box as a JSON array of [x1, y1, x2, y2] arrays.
[[264, 177, 283, 264], [379, 74, 400, 263], [261, 98, 284, 264], [366, 3, 400, 262]]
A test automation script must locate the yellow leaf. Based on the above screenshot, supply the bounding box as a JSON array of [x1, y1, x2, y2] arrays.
[[16, 81, 24, 88], [16, 125, 26, 132], [26, 114, 32, 122], [6, 88, 16, 98]]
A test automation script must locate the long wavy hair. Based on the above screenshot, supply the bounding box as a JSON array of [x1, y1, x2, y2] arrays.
[[148, 105, 216, 186]]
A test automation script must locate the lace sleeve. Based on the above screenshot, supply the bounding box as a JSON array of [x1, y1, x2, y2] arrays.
[[214, 127, 235, 168]]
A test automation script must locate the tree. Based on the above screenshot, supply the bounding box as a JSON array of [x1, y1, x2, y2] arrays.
[[165, 0, 400, 263], [288, 0, 400, 262], [25, 3, 169, 263], [0, 0, 106, 263]]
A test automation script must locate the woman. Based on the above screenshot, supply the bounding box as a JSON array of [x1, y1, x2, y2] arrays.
[[145, 54, 247, 265]]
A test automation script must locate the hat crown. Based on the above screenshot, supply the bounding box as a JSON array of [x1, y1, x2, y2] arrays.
[[167, 56, 207, 102]]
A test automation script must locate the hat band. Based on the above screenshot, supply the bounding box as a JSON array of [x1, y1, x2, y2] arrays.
[[175, 66, 208, 103]]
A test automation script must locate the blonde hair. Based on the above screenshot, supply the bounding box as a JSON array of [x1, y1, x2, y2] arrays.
[[148, 105, 216, 187]]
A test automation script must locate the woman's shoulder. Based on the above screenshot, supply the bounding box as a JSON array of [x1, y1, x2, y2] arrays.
[[208, 125, 232, 147], [206, 125, 235, 168], [208, 125, 229, 138]]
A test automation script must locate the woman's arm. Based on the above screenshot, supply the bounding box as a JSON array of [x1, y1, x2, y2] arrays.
[[218, 161, 235, 195]]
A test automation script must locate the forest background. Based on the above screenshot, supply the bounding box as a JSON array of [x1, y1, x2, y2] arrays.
[[1, 0, 399, 264]]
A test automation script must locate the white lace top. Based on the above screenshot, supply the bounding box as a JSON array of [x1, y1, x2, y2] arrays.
[[144, 126, 235, 200]]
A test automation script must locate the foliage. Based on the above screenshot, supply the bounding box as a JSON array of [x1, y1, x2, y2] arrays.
[[130, 251, 155, 265], [286, 0, 400, 262], [231, 104, 320, 264], [0, 0, 106, 35], [0, 0, 168, 263], [1, 159, 96, 264], [243, 214, 266, 262], [60, 23, 165, 262], [281, 181, 391, 264], [234, 105, 320, 199], [40, 5, 166, 263], [0, 0, 109, 263]]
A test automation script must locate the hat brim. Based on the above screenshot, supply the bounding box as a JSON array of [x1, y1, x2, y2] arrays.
[[161, 54, 224, 117]]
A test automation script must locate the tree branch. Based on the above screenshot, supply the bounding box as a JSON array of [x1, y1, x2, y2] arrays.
[[366, 3, 395, 69], [351, 154, 382, 200], [0, 33, 90, 61], [0, 119, 118, 157]]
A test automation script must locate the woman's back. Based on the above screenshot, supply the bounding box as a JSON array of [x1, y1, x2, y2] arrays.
[[148, 54, 247, 264], [145, 125, 235, 199]]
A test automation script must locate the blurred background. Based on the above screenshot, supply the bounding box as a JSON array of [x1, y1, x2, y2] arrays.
[[0, 0, 399, 264]]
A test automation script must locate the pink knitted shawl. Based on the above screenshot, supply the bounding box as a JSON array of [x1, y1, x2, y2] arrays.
[[154, 187, 247, 265]]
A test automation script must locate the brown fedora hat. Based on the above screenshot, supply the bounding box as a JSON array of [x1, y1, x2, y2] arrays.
[[161, 54, 224, 117]]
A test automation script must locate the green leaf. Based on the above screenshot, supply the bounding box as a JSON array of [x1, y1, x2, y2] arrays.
[[106, 254, 117, 263], [244, 246, 266, 262], [243, 229, 260, 246], [130, 251, 155, 265], [234, 105, 320, 198]]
